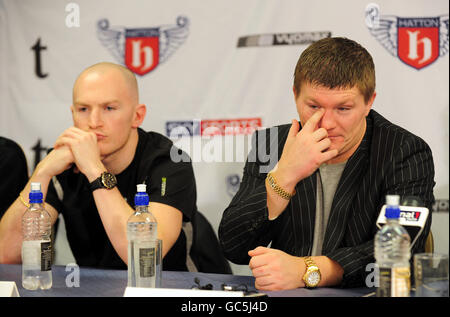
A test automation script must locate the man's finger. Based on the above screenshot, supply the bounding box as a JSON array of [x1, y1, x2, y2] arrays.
[[248, 247, 270, 270], [54, 136, 75, 149], [248, 246, 269, 257], [288, 119, 300, 139], [317, 137, 332, 152], [254, 278, 275, 291], [320, 148, 339, 162], [254, 276, 274, 288], [303, 109, 325, 132], [251, 265, 271, 278], [312, 127, 328, 142]]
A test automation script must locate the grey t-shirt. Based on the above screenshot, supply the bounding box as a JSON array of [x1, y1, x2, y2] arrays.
[[311, 161, 347, 256]]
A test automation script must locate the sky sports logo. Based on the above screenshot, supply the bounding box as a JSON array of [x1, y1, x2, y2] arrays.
[[167, 118, 277, 172], [165, 118, 262, 137]]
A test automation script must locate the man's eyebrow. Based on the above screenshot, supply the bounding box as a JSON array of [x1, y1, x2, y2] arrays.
[[74, 100, 119, 107], [100, 100, 119, 106], [304, 97, 323, 105], [73, 102, 90, 108], [304, 97, 355, 106]]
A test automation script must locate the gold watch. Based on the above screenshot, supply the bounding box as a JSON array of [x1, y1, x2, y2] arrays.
[[302, 257, 321, 288], [89, 171, 117, 191], [266, 172, 296, 200]]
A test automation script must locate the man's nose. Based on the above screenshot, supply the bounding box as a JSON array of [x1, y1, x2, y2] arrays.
[[89, 108, 103, 128], [319, 109, 336, 130]]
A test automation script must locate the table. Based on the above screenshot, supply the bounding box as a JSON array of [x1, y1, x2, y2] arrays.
[[0, 264, 373, 297]]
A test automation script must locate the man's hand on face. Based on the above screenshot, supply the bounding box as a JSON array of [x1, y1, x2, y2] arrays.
[[274, 109, 339, 190], [54, 127, 105, 181]]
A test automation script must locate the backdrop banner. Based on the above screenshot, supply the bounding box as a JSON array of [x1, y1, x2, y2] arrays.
[[1, 0, 448, 274]]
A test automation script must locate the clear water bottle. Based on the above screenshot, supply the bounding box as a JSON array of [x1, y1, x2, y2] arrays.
[[21, 182, 52, 290], [127, 184, 158, 288], [375, 195, 411, 297]]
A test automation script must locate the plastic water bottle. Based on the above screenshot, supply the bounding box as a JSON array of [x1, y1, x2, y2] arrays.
[[127, 184, 158, 288], [375, 195, 411, 297], [21, 182, 52, 290]]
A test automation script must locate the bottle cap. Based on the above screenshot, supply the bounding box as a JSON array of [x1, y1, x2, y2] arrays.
[[135, 184, 149, 206], [29, 182, 43, 204], [385, 206, 400, 219], [30, 182, 41, 191], [137, 184, 147, 193], [386, 195, 400, 206], [385, 195, 400, 219]]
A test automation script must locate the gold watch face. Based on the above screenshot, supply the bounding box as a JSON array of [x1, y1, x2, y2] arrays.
[[101, 172, 117, 189], [306, 270, 321, 287]]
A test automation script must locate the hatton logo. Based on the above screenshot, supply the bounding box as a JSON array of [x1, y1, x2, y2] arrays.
[[365, 3, 448, 70], [97, 17, 189, 75]]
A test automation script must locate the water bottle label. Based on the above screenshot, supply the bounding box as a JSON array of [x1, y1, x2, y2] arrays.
[[41, 242, 52, 271], [391, 267, 410, 296], [139, 248, 155, 278], [377, 267, 410, 297]]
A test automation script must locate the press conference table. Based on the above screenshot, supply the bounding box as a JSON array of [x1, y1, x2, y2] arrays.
[[0, 264, 373, 297]]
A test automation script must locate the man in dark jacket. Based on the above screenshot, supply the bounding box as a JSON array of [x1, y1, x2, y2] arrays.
[[219, 37, 435, 290]]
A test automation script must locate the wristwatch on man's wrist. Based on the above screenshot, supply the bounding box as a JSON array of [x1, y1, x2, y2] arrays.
[[89, 171, 117, 191], [302, 256, 321, 288]]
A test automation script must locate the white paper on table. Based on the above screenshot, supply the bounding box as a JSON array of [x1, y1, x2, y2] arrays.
[[0, 281, 20, 297], [123, 286, 245, 297]]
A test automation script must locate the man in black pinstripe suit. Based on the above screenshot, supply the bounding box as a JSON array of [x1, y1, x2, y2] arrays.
[[219, 37, 435, 290]]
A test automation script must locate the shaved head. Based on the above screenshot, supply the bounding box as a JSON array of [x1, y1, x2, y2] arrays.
[[70, 62, 146, 166], [73, 62, 139, 105]]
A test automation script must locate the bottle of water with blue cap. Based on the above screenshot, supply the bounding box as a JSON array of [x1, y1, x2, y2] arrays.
[[21, 182, 52, 290], [375, 194, 411, 297], [127, 184, 158, 287]]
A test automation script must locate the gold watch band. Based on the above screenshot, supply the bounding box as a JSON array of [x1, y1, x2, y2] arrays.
[[266, 172, 296, 200], [303, 256, 321, 288], [304, 256, 316, 267]]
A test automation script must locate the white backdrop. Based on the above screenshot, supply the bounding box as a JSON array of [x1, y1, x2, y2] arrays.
[[0, 0, 448, 274]]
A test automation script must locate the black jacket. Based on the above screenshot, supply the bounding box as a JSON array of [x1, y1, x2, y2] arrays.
[[219, 110, 435, 287]]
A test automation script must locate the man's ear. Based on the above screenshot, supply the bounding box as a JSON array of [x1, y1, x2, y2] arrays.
[[293, 85, 299, 100], [132, 104, 147, 128], [365, 92, 376, 116]]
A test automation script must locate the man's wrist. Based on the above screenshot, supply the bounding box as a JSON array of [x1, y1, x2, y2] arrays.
[[32, 164, 54, 184], [85, 166, 107, 183], [269, 168, 297, 194]]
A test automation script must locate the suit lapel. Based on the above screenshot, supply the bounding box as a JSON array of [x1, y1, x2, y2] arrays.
[[322, 116, 373, 253], [291, 173, 317, 255]]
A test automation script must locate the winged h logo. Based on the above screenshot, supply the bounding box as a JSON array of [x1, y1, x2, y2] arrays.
[[365, 4, 448, 70], [97, 17, 189, 75]]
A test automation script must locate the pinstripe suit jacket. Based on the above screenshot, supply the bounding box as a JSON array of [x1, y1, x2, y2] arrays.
[[219, 110, 435, 287]]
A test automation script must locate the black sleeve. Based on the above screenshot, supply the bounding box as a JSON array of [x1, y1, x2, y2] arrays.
[[219, 128, 284, 264], [146, 155, 197, 222], [0, 137, 29, 217]]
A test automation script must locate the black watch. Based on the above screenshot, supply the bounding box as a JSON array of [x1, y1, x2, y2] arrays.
[[89, 172, 117, 191]]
